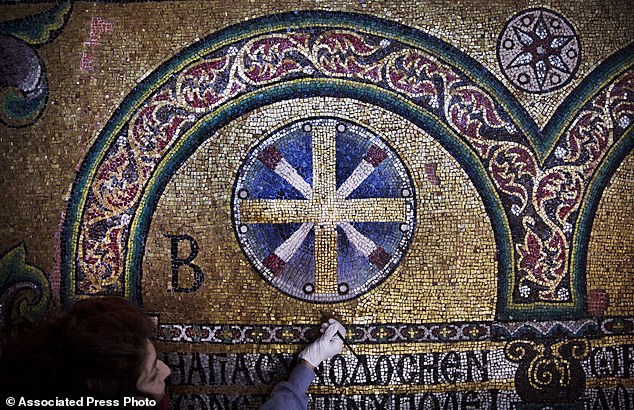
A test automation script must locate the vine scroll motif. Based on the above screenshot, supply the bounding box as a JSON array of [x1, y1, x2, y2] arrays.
[[71, 27, 633, 309]]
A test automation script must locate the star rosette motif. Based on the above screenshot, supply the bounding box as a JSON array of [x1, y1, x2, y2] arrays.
[[497, 8, 580, 93]]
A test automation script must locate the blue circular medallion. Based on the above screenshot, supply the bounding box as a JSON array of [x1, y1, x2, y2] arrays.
[[233, 117, 416, 302]]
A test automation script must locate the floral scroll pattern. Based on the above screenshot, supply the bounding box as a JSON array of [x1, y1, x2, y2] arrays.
[[71, 24, 633, 311]]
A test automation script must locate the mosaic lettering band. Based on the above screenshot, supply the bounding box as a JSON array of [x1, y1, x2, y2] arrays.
[[161, 344, 633, 408], [54, 8, 634, 409]]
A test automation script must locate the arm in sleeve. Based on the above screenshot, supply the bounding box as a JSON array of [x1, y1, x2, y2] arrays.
[[260, 362, 315, 410], [155, 393, 169, 410]]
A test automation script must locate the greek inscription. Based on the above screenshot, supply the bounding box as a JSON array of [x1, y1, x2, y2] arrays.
[[591, 385, 634, 410], [162, 351, 491, 387], [169, 390, 506, 410], [165, 234, 204, 292], [590, 346, 620, 377]]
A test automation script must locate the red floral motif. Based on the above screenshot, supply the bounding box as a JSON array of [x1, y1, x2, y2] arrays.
[[242, 34, 308, 84], [518, 230, 545, 280], [154, 88, 173, 102], [129, 103, 187, 159], [79, 222, 125, 292], [92, 146, 140, 212], [178, 57, 231, 109], [517, 227, 566, 299], [388, 51, 460, 99], [84, 201, 112, 224], [609, 72, 634, 127], [448, 86, 507, 141], [314, 31, 382, 81], [562, 109, 611, 171], [388, 67, 436, 97], [612, 100, 634, 127], [535, 169, 583, 227], [609, 71, 634, 101], [387, 53, 437, 98], [489, 144, 537, 212], [316, 30, 379, 56]]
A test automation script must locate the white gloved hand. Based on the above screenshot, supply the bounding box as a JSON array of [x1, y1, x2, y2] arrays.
[[298, 319, 346, 368]]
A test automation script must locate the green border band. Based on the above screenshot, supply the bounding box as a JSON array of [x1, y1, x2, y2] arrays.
[[60, 11, 633, 320], [123, 79, 513, 313]]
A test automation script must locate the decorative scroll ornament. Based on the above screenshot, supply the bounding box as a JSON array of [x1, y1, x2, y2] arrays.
[[0, 243, 51, 342], [0, 2, 72, 127], [62, 13, 634, 317], [505, 339, 590, 403]]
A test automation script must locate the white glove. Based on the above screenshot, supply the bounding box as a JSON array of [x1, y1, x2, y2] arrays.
[[298, 319, 346, 367]]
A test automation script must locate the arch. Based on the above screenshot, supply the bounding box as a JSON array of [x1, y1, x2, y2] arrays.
[[124, 81, 511, 307], [60, 11, 634, 320]]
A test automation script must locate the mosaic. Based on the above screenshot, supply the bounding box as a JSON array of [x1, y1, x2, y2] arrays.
[[141, 97, 497, 325], [0, 2, 71, 127], [233, 117, 416, 302], [59, 11, 633, 317], [496, 8, 581, 93], [0, 1, 632, 409]]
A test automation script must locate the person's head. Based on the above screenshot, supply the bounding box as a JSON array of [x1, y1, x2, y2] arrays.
[[0, 297, 170, 400]]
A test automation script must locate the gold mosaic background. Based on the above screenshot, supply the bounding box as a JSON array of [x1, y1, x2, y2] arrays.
[[0, 0, 632, 311], [1, 1, 633, 406], [586, 151, 634, 317], [142, 97, 497, 324]]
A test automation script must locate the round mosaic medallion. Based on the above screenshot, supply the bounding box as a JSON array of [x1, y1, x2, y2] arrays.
[[233, 117, 416, 303], [497, 8, 580, 93]]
